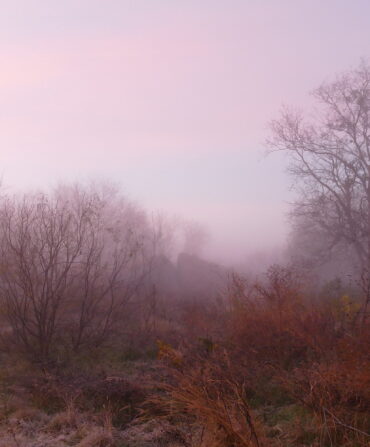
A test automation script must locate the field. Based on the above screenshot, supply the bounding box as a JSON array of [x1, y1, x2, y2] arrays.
[[0, 268, 368, 447]]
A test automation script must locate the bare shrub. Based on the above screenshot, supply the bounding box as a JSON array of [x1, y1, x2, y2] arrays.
[[151, 345, 261, 447], [155, 269, 370, 446], [0, 184, 155, 364]]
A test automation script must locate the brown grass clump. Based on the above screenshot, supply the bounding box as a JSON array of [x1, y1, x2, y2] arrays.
[[10, 406, 47, 423], [76, 428, 115, 447], [46, 405, 80, 432], [24, 371, 146, 428], [81, 375, 146, 427], [150, 346, 262, 447]]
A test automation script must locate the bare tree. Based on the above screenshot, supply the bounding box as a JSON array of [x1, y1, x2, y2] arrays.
[[268, 61, 370, 324], [0, 184, 154, 363]]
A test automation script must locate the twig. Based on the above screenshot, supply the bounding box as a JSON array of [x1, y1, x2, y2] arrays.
[[323, 407, 370, 438]]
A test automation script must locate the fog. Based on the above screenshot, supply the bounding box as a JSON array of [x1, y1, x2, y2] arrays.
[[1, 0, 370, 266], [1, 4, 370, 444]]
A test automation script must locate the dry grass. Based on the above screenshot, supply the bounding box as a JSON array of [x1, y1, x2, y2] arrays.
[[0, 266, 368, 446], [75, 428, 115, 447], [148, 348, 262, 447], [152, 269, 370, 446]]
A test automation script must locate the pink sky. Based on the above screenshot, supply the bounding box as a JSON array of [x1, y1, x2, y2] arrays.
[[1, 1, 370, 263]]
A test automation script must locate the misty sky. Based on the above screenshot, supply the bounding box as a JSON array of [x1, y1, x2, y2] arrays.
[[1, 0, 370, 263]]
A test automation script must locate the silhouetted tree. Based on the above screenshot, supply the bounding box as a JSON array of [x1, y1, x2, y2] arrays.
[[269, 61, 370, 324], [0, 184, 153, 363]]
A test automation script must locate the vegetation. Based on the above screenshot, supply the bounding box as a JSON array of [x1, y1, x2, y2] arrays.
[[269, 62, 370, 324], [0, 63, 369, 446]]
